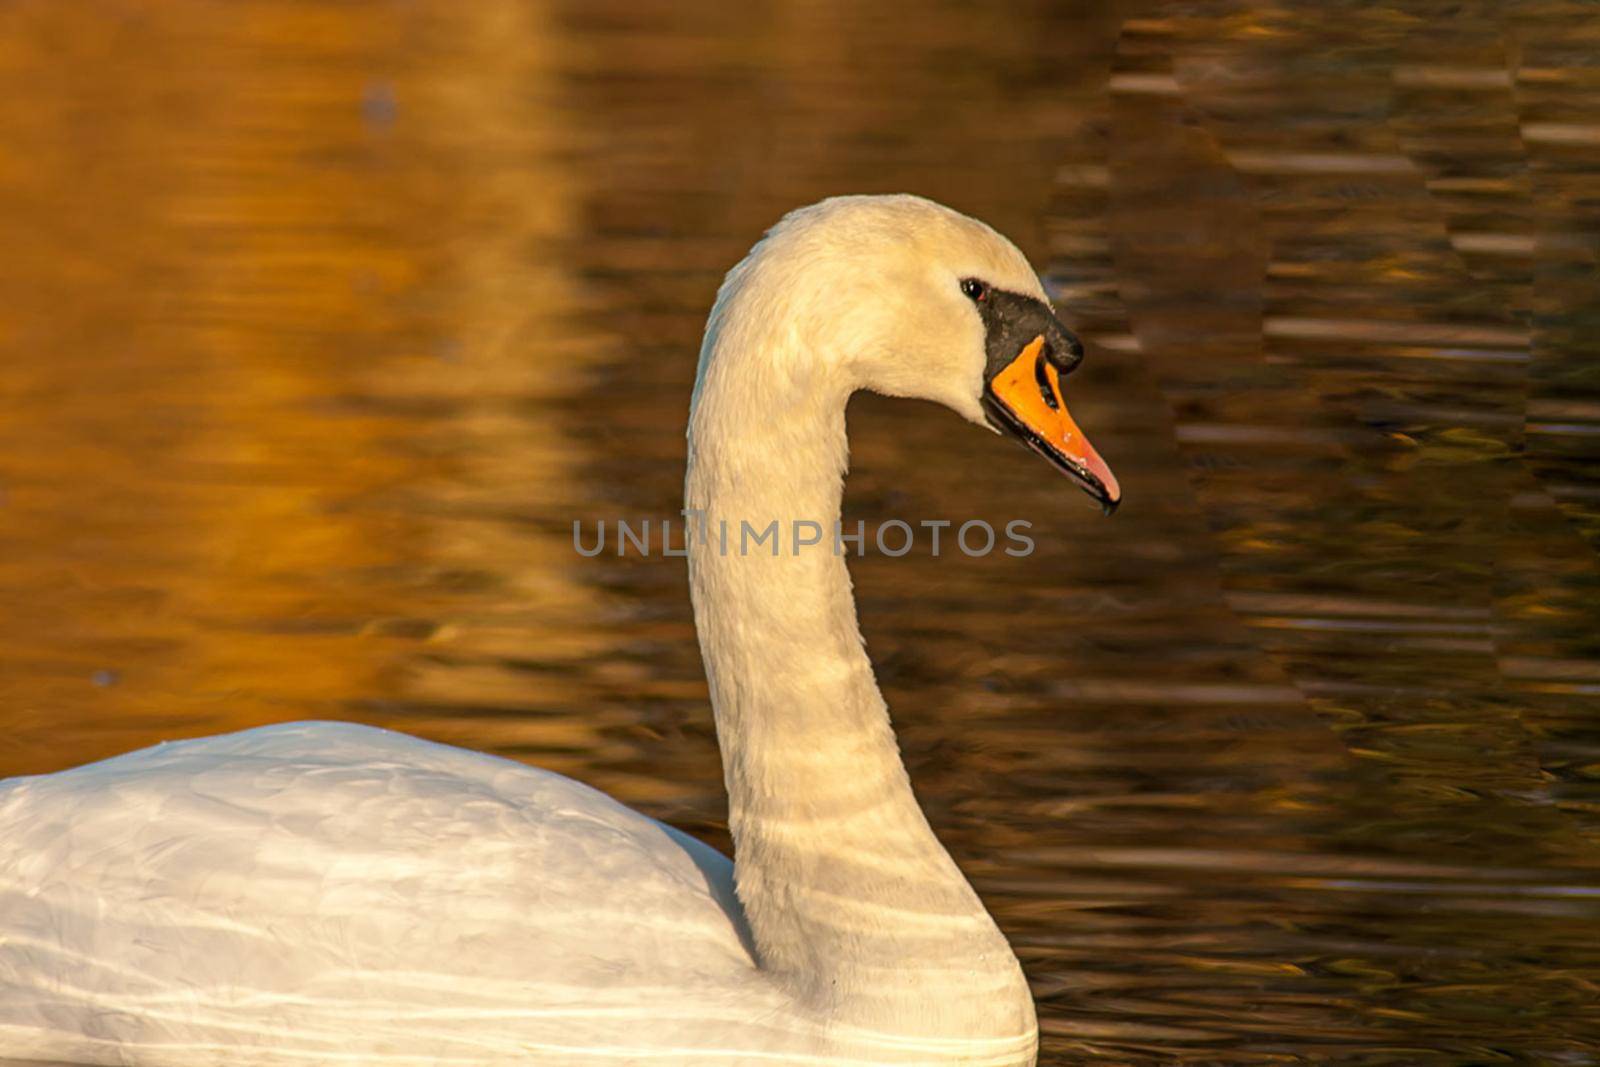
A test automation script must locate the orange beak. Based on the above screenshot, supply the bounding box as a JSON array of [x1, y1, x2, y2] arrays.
[[982, 335, 1121, 513]]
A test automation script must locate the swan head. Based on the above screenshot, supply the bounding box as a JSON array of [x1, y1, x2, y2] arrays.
[[702, 194, 1120, 511]]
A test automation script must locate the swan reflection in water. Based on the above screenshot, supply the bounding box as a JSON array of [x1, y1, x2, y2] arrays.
[[0, 197, 1120, 1067]]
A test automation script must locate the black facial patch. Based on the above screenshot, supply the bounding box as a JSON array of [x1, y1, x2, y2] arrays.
[[974, 288, 1085, 381]]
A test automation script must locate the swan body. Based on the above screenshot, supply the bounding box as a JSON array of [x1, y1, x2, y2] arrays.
[[0, 195, 1118, 1065], [0, 722, 780, 1064]]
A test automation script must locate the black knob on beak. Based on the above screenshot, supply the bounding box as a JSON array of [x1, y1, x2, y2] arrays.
[[1043, 328, 1085, 376]]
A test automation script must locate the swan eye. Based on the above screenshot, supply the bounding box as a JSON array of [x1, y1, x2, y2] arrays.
[[960, 278, 988, 302]]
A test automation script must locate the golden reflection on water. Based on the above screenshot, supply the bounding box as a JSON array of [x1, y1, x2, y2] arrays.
[[2, 1, 1600, 1064]]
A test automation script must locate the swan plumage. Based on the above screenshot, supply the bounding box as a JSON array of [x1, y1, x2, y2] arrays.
[[0, 194, 1118, 1066]]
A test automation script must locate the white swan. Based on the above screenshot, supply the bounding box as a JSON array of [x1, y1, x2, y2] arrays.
[[0, 194, 1119, 1067]]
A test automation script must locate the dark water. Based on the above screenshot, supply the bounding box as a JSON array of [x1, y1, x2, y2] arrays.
[[2, 1, 1599, 1063]]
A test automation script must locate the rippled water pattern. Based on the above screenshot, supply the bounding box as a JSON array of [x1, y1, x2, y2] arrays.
[[2, 1, 1598, 1063]]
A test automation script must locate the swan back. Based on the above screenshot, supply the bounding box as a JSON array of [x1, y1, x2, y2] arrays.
[[0, 723, 776, 1065]]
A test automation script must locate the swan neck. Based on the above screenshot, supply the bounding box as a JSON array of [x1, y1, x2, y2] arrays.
[[684, 319, 1032, 1046]]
